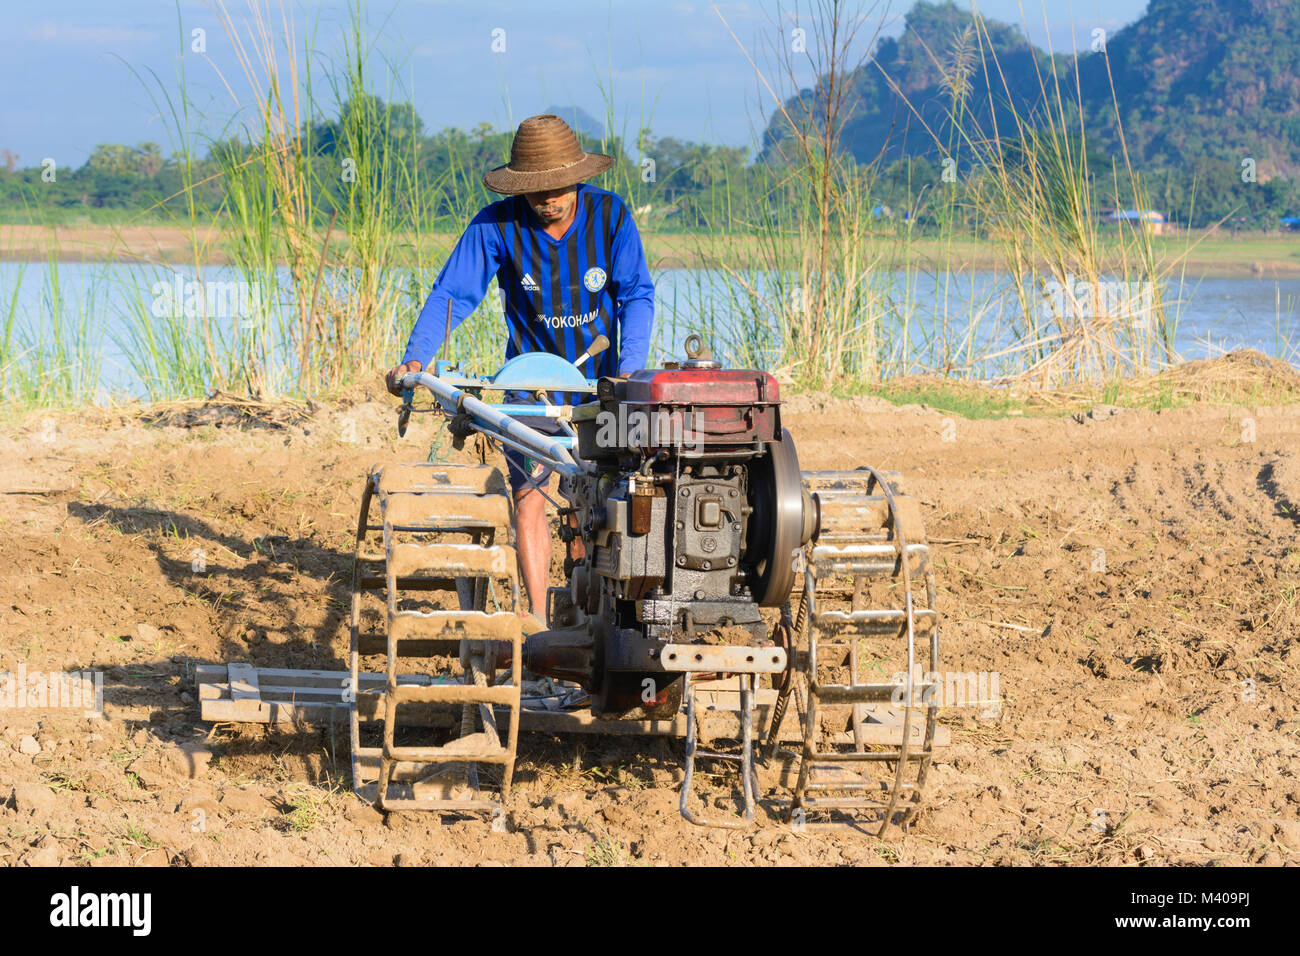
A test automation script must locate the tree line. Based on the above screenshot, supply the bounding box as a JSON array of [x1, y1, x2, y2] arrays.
[[1, 98, 1296, 233]]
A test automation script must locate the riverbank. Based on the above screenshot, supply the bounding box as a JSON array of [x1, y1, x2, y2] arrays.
[[4, 223, 1300, 278]]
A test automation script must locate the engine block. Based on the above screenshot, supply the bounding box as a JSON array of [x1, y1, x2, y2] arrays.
[[533, 356, 810, 718]]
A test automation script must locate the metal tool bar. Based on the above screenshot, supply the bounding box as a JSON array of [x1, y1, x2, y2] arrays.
[[403, 370, 590, 479]]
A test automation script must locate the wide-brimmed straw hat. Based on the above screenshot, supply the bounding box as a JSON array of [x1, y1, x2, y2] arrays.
[[482, 114, 614, 195]]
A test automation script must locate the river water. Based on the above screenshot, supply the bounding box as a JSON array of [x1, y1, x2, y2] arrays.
[[2, 260, 1298, 401]]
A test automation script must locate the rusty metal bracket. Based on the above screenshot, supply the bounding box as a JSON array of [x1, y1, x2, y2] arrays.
[[661, 643, 787, 673], [679, 673, 758, 828]]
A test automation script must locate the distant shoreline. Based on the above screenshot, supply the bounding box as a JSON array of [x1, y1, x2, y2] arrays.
[[3, 223, 1300, 279]]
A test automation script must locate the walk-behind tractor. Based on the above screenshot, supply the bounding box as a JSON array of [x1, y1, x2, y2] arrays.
[[198, 335, 945, 833]]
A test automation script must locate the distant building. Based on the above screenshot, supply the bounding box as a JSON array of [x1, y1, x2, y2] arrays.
[[1099, 208, 1171, 235]]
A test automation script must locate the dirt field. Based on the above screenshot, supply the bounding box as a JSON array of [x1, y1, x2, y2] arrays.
[[2, 377, 1298, 867]]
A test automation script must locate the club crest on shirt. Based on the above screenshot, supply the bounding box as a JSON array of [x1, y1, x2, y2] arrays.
[[583, 267, 607, 293]]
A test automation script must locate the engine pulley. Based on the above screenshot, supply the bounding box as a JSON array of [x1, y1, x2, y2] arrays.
[[746, 427, 811, 607]]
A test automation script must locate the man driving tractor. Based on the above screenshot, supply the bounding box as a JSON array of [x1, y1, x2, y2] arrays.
[[385, 113, 655, 619]]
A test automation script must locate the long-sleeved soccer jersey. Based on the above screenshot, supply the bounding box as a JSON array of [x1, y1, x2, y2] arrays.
[[401, 183, 655, 400]]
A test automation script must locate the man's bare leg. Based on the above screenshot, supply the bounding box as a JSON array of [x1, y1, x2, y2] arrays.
[[514, 485, 585, 621], [513, 487, 551, 616]]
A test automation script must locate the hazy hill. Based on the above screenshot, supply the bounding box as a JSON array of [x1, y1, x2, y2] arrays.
[[542, 104, 605, 139], [763, 0, 1300, 180], [1078, 0, 1300, 178]]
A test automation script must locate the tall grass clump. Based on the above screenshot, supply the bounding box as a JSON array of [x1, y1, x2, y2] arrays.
[[703, 0, 902, 390], [111, 266, 217, 401], [114, 0, 505, 402], [904, 9, 1178, 386], [307, 6, 503, 389], [679, 1, 1010, 390], [668, 1, 1193, 392], [208, 0, 330, 398], [0, 261, 29, 403], [1, 255, 105, 407]]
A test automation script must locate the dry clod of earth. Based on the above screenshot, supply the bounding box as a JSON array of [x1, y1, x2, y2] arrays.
[[126, 742, 213, 789], [9, 783, 58, 814], [20, 838, 62, 868], [1071, 405, 1123, 424], [219, 788, 273, 815]]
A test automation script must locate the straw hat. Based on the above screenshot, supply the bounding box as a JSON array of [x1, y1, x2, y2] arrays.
[[482, 114, 614, 195]]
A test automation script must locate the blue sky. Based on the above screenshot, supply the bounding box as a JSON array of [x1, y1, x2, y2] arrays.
[[0, 1, 1149, 166]]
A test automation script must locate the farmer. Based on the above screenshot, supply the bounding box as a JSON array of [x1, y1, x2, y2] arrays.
[[385, 113, 655, 619]]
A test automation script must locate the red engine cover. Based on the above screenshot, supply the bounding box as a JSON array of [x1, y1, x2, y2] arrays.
[[624, 367, 780, 405], [621, 366, 781, 445]]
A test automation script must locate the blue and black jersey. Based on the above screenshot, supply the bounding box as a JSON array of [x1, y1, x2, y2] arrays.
[[401, 183, 655, 403]]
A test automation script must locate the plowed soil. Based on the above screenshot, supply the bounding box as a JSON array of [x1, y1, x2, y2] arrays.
[[2, 373, 1298, 867]]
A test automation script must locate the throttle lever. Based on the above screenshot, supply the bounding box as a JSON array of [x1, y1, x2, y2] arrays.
[[573, 333, 610, 368], [397, 387, 414, 437]]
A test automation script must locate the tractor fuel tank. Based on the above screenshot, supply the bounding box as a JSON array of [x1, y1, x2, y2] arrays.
[[576, 366, 782, 458]]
